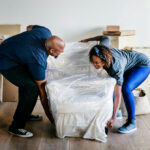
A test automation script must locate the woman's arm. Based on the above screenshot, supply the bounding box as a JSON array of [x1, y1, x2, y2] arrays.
[[35, 80, 54, 124], [107, 84, 122, 129], [112, 84, 122, 119], [80, 36, 101, 42], [80, 35, 111, 48]]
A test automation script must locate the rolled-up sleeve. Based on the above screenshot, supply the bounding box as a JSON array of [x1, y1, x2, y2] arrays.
[[27, 63, 46, 81], [112, 61, 126, 86], [113, 70, 124, 86], [100, 36, 112, 48], [32, 25, 49, 31], [32, 25, 51, 39]]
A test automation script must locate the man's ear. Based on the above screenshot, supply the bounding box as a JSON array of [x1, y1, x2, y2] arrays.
[[49, 49, 53, 54], [49, 49, 55, 55]]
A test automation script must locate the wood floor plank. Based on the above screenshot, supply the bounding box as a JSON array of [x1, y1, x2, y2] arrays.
[[1, 102, 150, 150], [0, 102, 16, 150], [69, 138, 101, 150]]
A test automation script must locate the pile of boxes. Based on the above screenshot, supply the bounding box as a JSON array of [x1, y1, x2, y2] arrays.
[[103, 25, 136, 36]]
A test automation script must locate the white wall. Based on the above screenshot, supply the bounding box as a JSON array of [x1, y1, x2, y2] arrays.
[[0, 0, 150, 46]]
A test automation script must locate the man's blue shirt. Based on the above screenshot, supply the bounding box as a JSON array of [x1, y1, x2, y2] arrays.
[[0, 25, 51, 80]]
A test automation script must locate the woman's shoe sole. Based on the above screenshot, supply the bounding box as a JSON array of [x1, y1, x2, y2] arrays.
[[118, 128, 137, 134]]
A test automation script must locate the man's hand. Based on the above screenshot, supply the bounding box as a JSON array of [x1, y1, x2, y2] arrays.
[[45, 106, 55, 124], [26, 25, 34, 31]]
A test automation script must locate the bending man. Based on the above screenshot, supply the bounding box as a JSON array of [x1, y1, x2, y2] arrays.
[[0, 25, 65, 137]]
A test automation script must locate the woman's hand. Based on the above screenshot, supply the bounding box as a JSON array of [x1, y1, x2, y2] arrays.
[[106, 117, 115, 129]]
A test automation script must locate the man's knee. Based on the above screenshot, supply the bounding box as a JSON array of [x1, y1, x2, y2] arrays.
[[29, 83, 39, 93], [20, 81, 39, 94]]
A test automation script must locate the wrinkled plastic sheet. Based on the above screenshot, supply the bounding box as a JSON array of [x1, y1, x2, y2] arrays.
[[46, 42, 116, 142]]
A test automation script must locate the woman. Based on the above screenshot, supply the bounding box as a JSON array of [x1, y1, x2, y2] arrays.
[[81, 36, 150, 133]]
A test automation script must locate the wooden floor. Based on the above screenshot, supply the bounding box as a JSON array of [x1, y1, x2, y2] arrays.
[[0, 101, 150, 150]]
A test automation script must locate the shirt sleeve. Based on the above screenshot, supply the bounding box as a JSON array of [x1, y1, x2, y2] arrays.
[[27, 63, 46, 81], [32, 25, 49, 31], [112, 61, 126, 86], [100, 36, 112, 48], [32, 25, 52, 39], [113, 70, 124, 86]]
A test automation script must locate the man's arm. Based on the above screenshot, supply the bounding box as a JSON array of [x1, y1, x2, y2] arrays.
[[35, 80, 54, 124]]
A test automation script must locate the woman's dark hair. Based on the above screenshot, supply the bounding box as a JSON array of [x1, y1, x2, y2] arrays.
[[89, 45, 112, 68]]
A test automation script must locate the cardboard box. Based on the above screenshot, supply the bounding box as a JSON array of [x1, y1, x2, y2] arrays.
[[0, 24, 21, 36], [103, 30, 136, 36], [106, 25, 120, 31], [0, 24, 22, 102]]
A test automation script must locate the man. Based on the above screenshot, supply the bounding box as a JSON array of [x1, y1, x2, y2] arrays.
[[0, 25, 65, 137]]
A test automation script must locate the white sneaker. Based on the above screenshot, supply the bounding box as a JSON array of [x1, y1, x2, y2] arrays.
[[8, 127, 33, 138], [116, 109, 123, 120]]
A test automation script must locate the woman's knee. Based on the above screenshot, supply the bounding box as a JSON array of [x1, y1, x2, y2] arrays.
[[122, 83, 132, 94]]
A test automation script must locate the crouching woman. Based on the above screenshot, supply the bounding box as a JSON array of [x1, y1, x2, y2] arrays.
[[81, 36, 150, 133]]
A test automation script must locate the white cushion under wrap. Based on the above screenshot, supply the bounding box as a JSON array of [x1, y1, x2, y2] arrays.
[[46, 42, 116, 142]]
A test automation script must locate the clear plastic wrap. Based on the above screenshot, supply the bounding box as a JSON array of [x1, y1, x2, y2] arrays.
[[46, 42, 116, 142]]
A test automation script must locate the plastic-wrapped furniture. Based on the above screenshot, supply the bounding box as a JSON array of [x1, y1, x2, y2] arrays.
[[46, 42, 116, 142]]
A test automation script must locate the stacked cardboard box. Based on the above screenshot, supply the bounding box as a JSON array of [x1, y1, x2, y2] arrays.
[[103, 25, 136, 36]]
